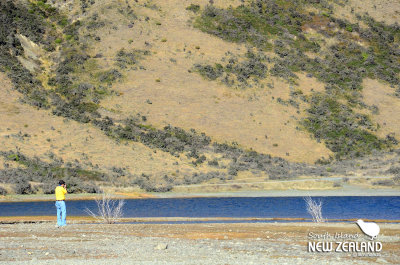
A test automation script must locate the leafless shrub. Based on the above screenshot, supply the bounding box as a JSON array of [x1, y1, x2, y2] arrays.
[[85, 193, 125, 224], [304, 196, 326, 223]]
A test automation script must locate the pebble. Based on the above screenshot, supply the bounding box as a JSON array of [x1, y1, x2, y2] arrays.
[[154, 243, 168, 250]]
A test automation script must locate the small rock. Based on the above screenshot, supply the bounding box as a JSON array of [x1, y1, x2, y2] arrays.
[[45, 252, 49, 256], [154, 243, 168, 250], [27, 252, 32, 255]]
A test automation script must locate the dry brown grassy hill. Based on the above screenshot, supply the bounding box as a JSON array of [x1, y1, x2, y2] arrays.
[[0, 0, 399, 195]]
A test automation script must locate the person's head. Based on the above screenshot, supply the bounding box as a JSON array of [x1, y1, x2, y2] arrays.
[[59, 180, 65, 187]]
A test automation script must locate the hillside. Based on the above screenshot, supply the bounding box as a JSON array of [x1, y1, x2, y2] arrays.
[[0, 0, 399, 196]]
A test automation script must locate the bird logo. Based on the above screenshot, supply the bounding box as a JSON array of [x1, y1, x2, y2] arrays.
[[355, 219, 380, 240]]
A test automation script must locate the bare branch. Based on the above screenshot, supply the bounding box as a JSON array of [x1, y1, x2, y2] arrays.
[[85, 193, 125, 224], [304, 196, 326, 223]]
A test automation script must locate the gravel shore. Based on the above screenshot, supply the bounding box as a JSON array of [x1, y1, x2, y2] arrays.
[[1, 221, 398, 264]]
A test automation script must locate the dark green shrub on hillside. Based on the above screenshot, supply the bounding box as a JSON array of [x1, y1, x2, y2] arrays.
[[115, 49, 150, 69], [14, 181, 35, 195], [372, 179, 395, 186], [116, 49, 138, 68], [194, 64, 223, 80], [194, 50, 268, 86], [186, 4, 200, 13], [98, 69, 122, 84], [0, 186, 7, 196], [0, 151, 106, 193], [0, 1, 54, 108], [195, 2, 315, 51], [40, 182, 57, 194], [181, 171, 226, 185], [302, 93, 394, 159], [208, 158, 219, 167], [94, 116, 211, 155], [132, 174, 173, 192]]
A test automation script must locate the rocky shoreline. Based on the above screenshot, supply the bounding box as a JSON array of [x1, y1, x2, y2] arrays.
[[0, 221, 398, 264]]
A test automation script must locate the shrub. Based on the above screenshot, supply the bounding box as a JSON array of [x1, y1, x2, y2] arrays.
[[372, 179, 395, 186], [101, 117, 211, 155], [181, 171, 226, 185], [302, 93, 393, 159], [97, 69, 122, 84], [194, 50, 268, 87], [0, 186, 7, 196], [14, 181, 34, 195], [386, 166, 400, 175], [115, 49, 149, 69], [132, 176, 173, 192], [40, 182, 56, 194], [186, 4, 200, 13], [333, 181, 342, 187], [208, 159, 219, 166], [194, 64, 223, 80], [193, 155, 206, 166]]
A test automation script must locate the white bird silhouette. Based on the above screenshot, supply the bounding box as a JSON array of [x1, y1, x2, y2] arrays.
[[355, 219, 380, 240]]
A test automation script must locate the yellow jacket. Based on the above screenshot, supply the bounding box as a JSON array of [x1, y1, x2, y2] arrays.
[[55, 186, 67, 200]]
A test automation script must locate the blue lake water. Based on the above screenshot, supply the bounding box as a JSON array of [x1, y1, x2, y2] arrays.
[[0, 196, 399, 221]]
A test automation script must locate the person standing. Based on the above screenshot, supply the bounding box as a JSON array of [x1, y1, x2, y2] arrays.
[[55, 180, 67, 227]]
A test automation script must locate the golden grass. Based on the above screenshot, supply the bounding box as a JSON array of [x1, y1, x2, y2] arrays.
[[331, 0, 400, 25], [362, 78, 400, 140]]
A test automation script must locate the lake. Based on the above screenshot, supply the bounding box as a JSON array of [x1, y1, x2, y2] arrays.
[[0, 196, 399, 221]]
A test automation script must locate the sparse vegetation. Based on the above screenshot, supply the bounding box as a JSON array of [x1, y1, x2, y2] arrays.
[[194, 50, 268, 87], [94, 116, 211, 156], [0, 151, 105, 194], [302, 92, 396, 159], [193, 0, 400, 159], [1, 0, 399, 195], [115, 49, 150, 69]]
